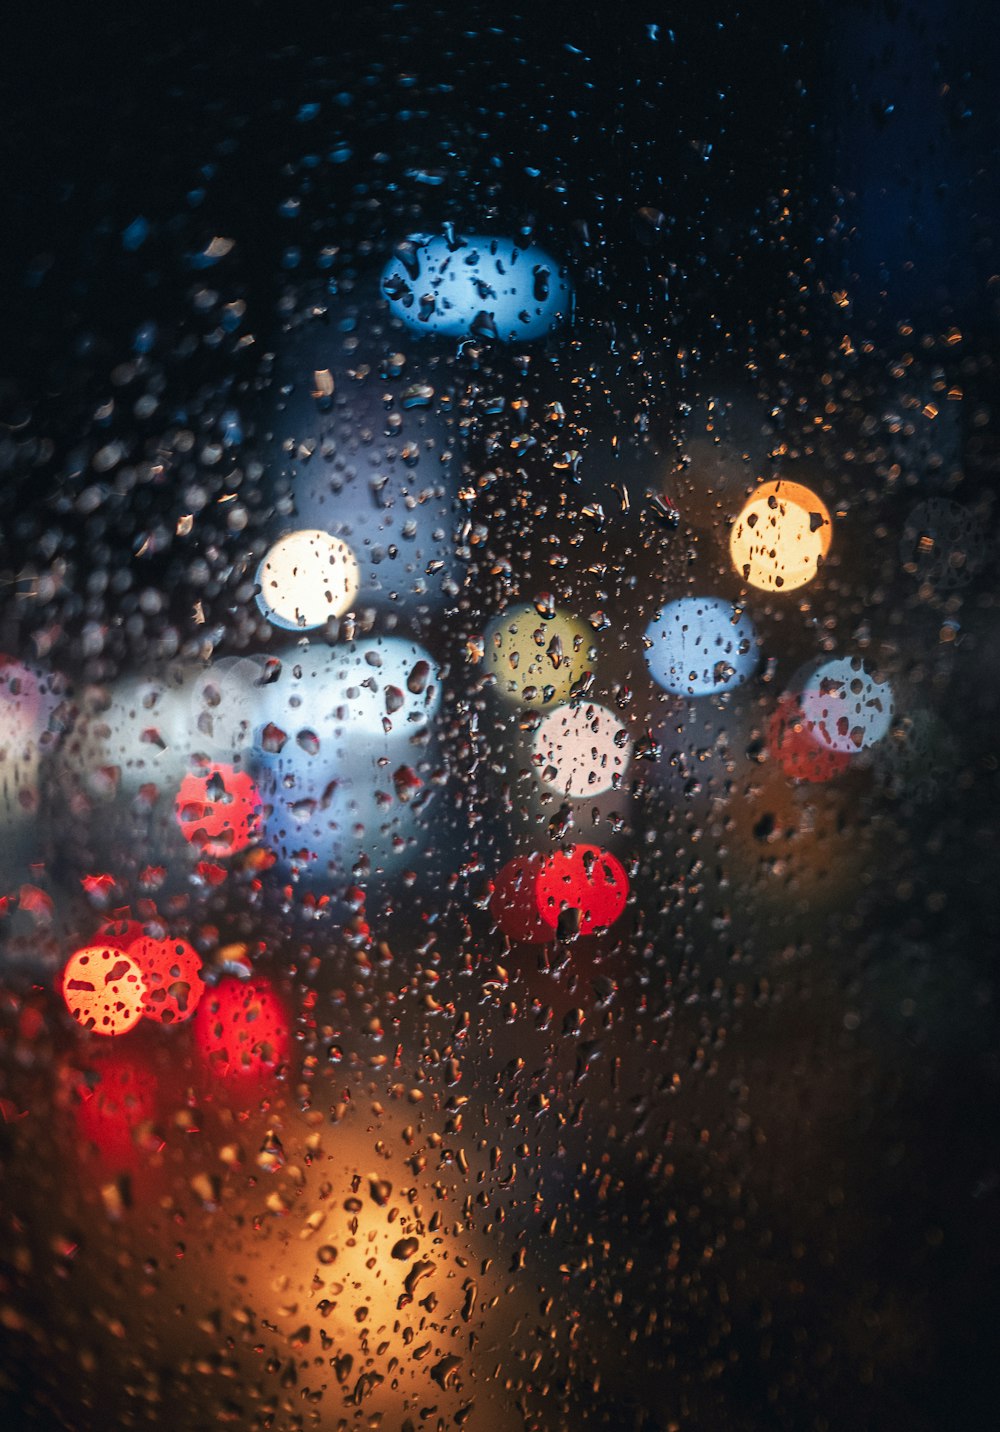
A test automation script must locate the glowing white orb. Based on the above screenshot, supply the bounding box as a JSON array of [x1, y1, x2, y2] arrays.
[[382, 234, 572, 342], [483, 606, 592, 708], [798, 657, 894, 753], [644, 596, 758, 697], [532, 702, 631, 797], [730, 480, 832, 592], [256, 530, 360, 630]]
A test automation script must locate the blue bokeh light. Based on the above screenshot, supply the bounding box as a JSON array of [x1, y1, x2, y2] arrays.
[[644, 596, 759, 697], [382, 233, 572, 342]]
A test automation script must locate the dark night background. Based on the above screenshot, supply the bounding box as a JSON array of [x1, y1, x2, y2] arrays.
[[1, 4, 999, 1430]]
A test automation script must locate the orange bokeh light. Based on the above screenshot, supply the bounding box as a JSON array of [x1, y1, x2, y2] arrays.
[[61, 944, 147, 1036], [175, 763, 261, 858]]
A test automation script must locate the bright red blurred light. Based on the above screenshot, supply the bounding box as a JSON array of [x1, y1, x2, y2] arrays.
[[131, 935, 205, 1025], [175, 764, 261, 858], [193, 976, 289, 1077], [536, 844, 629, 934], [490, 854, 553, 944], [769, 694, 852, 783], [97, 915, 146, 950]]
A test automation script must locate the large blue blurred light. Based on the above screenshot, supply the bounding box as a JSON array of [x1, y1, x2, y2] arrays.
[[644, 596, 759, 697], [382, 234, 572, 342]]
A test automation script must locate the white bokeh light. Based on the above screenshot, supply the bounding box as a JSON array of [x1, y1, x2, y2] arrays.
[[256, 529, 360, 630], [253, 637, 440, 748], [798, 656, 894, 753], [532, 702, 631, 797]]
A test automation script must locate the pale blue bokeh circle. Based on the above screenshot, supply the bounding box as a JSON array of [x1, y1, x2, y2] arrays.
[[645, 596, 759, 697]]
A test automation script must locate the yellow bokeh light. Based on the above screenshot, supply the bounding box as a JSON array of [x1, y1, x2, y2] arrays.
[[730, 480, 832, 592], [483, 604, 593, 707]]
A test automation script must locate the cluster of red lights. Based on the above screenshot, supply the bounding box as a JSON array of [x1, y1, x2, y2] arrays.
[[61, 930, 205, 1036]]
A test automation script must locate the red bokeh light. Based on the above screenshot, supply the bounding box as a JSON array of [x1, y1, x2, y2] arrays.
[[130, 935, 205, 1025], [193, 976, 289, 1077], [96, 915, 146, 950], [61, 944, 147, 1036], [536, 844, 629, 934], [769, 694, 852, 783], [175, 763, 261, 858], [490, 854, 553, 944], [66, 1050, 158, 1166]]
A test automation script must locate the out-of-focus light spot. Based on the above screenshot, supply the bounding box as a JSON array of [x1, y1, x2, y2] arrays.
[[536, 844, 629, 934], [798, 656, 894, 753], [644, 596, 758, 697], [189, 656, 268, 759], [382, 234, 572, 341], [66, 1051, 158, 1166], [61, 945, 147, 1036], [194, 977, 289, 1077], [769, 693, 851, 783], [730, 480, 832, 591], [252, 639, 441, 879], [131, 936, 205, 1025], [255, 638, 441, 744], [175, 763, 262, 857], [59, 676, 193, 798], [0, 656, 64, 829], [490, 854, 553, 943], [532, 702, 630, 795], [256, 529, 360, 630], [96, 915, 146, 950], [484, 605, 592, 707], [899, 497, 987, 590]]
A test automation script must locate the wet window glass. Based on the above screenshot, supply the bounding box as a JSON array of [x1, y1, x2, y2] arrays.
[[2, 6, 998, 1429]]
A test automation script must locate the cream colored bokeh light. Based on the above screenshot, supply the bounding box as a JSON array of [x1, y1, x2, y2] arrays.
[[256, 529, 360, 630], [532, 701, 630, 796], [483, 605, 592, 707], [730, 480, 832, 592]]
